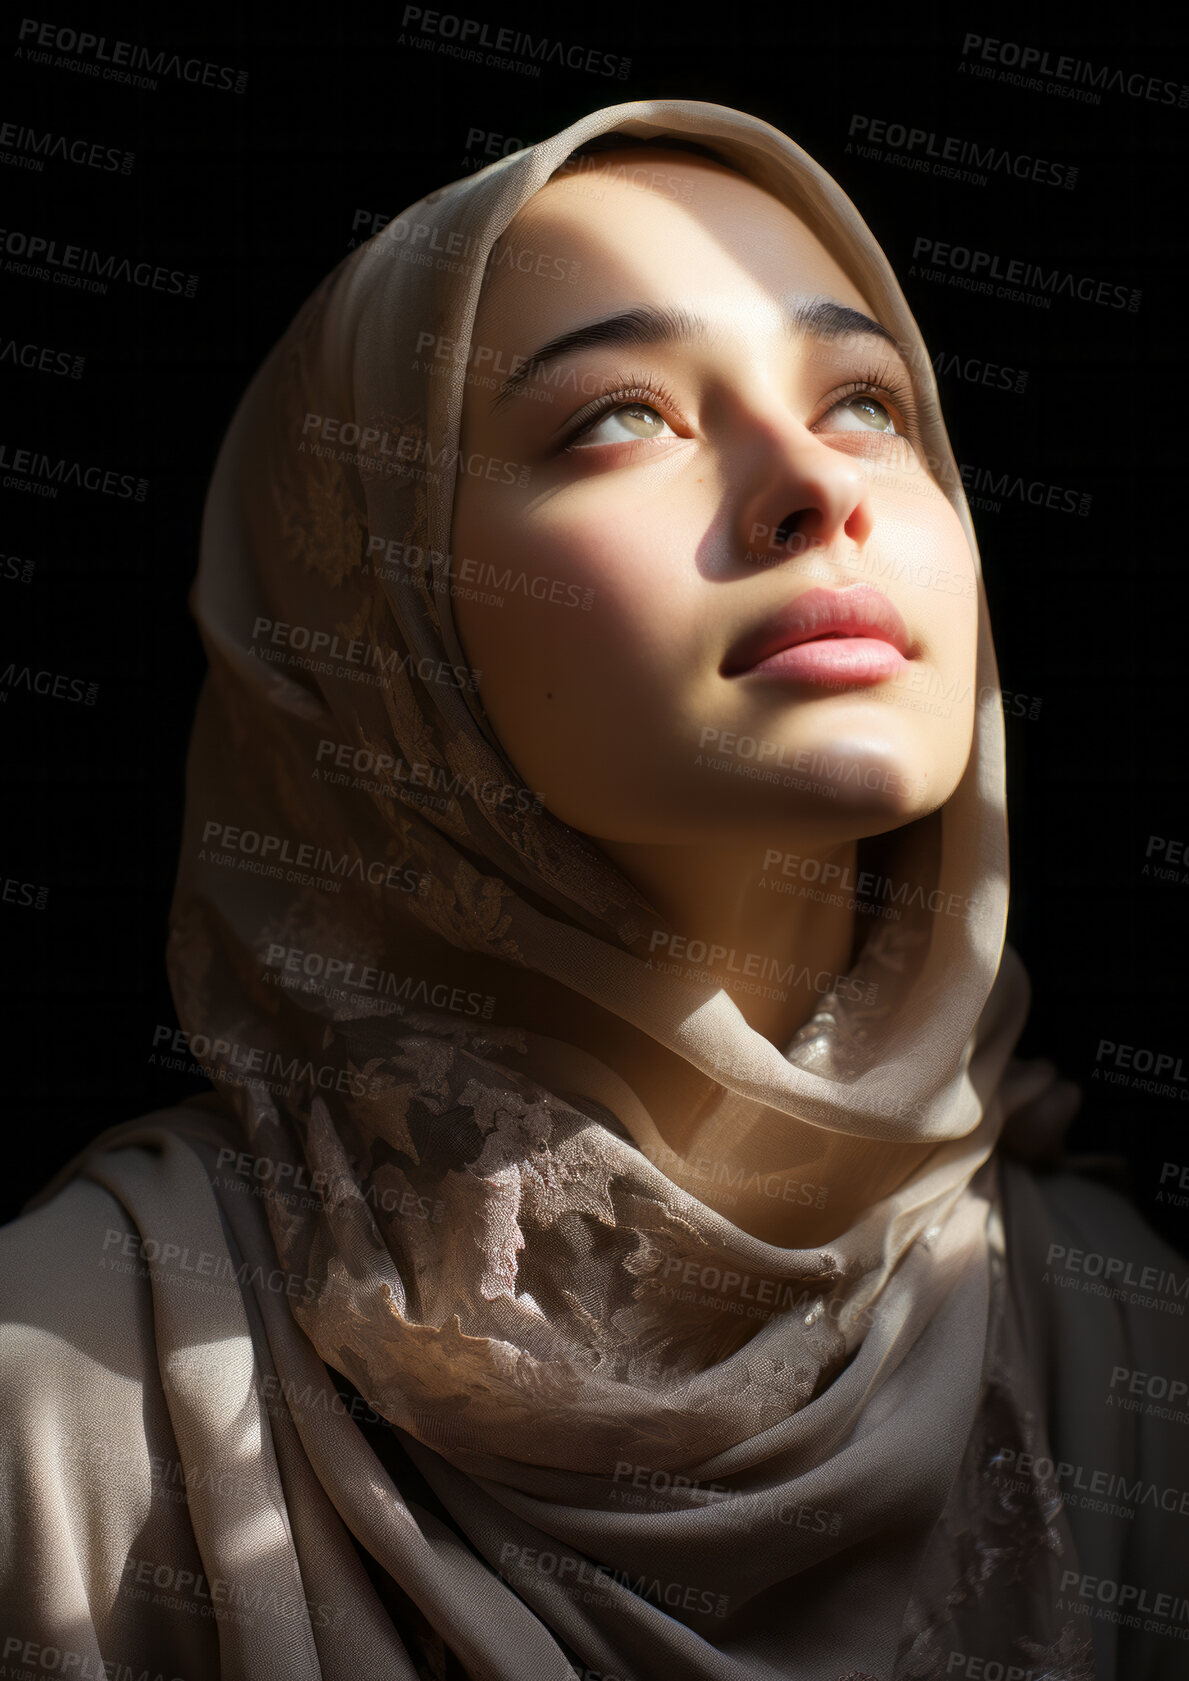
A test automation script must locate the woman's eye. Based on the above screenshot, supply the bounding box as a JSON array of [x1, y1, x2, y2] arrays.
[[570, 402, 676, 449], [823, 393, 898, 435]]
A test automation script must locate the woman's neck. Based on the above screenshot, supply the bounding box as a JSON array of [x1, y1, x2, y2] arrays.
[[597, 833, 862, 1044]]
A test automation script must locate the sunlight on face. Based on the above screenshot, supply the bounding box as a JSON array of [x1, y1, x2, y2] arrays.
[[450, 146, 978, 850]]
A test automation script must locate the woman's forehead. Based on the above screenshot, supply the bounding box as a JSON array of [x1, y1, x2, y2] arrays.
[[472, 155, 873, 363]]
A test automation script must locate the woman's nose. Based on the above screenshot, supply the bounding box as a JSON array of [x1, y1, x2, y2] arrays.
[[744, 429, 875, 566]]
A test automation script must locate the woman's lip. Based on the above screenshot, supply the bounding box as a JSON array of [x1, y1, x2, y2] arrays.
[[742, 638, 908, 685], [722, 585, 913, 678]]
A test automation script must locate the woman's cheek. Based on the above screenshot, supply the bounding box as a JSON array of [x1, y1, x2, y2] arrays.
[[515, 513, 647, 645], [893, 504, 979, 665]]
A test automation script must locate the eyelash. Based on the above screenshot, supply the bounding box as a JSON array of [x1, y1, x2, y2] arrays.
[[559, 361, 921, 451]]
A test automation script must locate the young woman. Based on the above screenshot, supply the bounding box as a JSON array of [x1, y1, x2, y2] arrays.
[[2, 98, 1183, 1681]]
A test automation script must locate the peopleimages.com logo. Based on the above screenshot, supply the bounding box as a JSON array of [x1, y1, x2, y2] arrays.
[[16, 18, 249, 93], [399, 8, 631, 79]]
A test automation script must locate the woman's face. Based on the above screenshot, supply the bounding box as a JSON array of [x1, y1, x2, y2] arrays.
[[451, 146, 978, 849]]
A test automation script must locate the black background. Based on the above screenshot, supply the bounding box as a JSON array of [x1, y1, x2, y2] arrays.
[[3, 2, 1187, 1252]]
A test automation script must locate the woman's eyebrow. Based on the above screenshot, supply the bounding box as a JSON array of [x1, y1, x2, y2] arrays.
[[489, 297, 905, 415]]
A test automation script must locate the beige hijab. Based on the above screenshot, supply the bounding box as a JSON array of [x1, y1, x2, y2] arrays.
[[4, 98, 1186, 1681]]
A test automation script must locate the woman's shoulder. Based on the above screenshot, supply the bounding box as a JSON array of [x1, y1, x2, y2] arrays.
[[0, 1095, 249, 1434], [0, 1096, 238, 1361], [0, 1167, 159, 1411], [999, 1151, 1187, 1272], [997, 1152, 1189, 1419], [0, 1120, 223, 1663], [0, 1160, 185, 1479]]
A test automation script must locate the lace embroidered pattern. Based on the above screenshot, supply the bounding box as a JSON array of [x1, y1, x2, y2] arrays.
[[785, 918, 931, 1082]]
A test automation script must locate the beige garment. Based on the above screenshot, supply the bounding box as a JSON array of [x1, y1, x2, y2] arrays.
[[2, 97, 1187, 1680], [4, 1090, 1188, 1679]]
